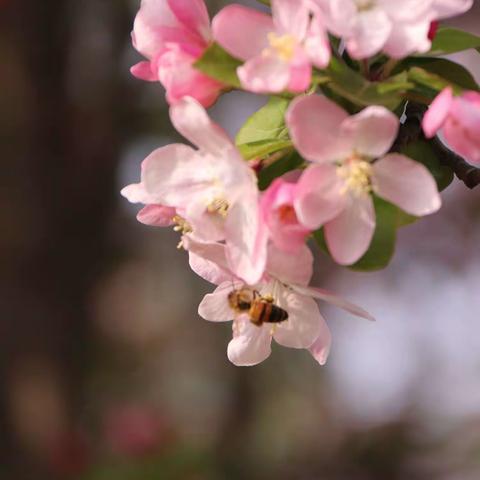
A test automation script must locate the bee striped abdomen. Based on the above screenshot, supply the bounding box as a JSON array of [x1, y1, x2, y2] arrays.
[[249, 300, 288, 326]]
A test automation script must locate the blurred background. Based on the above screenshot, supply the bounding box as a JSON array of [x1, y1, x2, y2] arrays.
[[1, 1, 480, 479]]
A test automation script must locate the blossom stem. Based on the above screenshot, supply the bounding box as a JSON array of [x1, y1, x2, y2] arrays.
[[360, 59, 370, 79], [261, 147, 294, 169], [401, 92, 432, 106], [380, 59, 399, 80]]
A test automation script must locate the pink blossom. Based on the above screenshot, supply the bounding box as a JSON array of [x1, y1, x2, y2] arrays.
[[423, 87, 480, 165], [131, 0, 223, 107], [212, 0, 330, 94], [121, 182, 177, 227], [260, 177, 311, 253], [313, 0, 473, 59], [122, 97, 266, 285], [186, 237, 374, 367], [287, 95, 442, 265]]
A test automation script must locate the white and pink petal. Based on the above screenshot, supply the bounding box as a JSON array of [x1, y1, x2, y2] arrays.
[[340, 106, 399, 159], [273, 287, 322, 349], [227, 316, 272, 366], [198, 282, 236, 322], [287, 95, 351, 163], [324, 193, 376, 266], [372, 153, 442, 216], [212, 5, 274, 61]]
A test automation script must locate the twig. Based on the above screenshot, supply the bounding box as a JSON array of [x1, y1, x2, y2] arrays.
[[430, 138, 480, 189], [380, 59, 399, 80], [394, 102, 480, 189]]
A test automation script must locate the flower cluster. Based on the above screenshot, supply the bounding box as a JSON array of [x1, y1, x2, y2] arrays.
[[124, 0, 478, 366]]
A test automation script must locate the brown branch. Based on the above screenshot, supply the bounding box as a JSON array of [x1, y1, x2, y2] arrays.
[[430, 137, 480, 189], [394, 102, 480, 189]]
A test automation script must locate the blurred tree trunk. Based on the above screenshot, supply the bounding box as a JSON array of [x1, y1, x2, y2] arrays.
[[0, 0, 133, 477]]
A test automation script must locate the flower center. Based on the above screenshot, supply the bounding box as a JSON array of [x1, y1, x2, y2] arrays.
[[207, 198, 230, 218], [172, 215, 193, 249], [354, 0, 376, 11], [337, 159, 373, 196], [172, 215, 193, 235], [266, 32, 296, 61], [277, 204, 297, 224]]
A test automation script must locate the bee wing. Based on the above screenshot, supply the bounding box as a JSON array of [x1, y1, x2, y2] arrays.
[[290, 284, 375, 322]]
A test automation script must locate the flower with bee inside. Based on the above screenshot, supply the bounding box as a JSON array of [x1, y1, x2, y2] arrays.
[[185, 237, 373, 367]]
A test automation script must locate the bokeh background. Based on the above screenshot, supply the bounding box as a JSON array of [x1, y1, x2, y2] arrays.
[[1, 1, 480, 479]]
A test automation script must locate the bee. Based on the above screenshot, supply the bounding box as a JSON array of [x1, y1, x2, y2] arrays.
[[228, 288, 289, 327]]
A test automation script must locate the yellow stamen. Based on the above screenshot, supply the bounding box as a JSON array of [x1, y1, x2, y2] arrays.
[[355, 0, 376, 11], [172, 215, 193, 235], [266, 32, 297, 61], [207, 198, 230, 218], [337, 159, 373, 196]]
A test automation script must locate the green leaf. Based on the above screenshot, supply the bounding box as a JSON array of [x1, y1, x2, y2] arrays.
[[407, 67, 466, 96], [257, 151, 303, 190], [236, 96, 291, 145], [401, 140, 454, 192], [238, 139, 292, 160], [428, 27, 480, 56], [194, 43, 242, 88], [257, 0, 271, 4], [326, 58, 413, 111], [398, 57, 479, 92]]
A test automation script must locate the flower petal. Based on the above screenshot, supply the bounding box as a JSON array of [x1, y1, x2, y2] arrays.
[[373, 153, 442, 216], [169, 97, 233, 154], [444, 118, 480, 164], [227, 317, 272, 366], [340, 106, 399, 158], [142, 143, 208, 205], [303, 11, 331, 68], [324, 194, 376, 265], [225, 197, 268, 286], [272, 0, 309, 38], [273, 286, 321, 349], [238, 54, 291, 94], [132, 0, 202, 59], [121, 182, 156, 204], [344, 8, 392, 59], [183, 237, 232, 284], [260, 178, 310, 254], [287, 53, 312, 93], [167, 0, 211, 42], [198, 281, 236, 322], [294, 164, 346, 229], [137, 205, 176, 226], [212, 5, 274, 61], [422, 87, 453, 138], [290, 284, 375, 321], [266, 244, 313, 287], [286, 95, 351, 163], [185, 200, 226, 242], [432, 0, 473, 19], [131, 61, 158, 81], [158, 48, 222, 108], [383, 20, 432, 58], [308, 320, 332, 366]]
